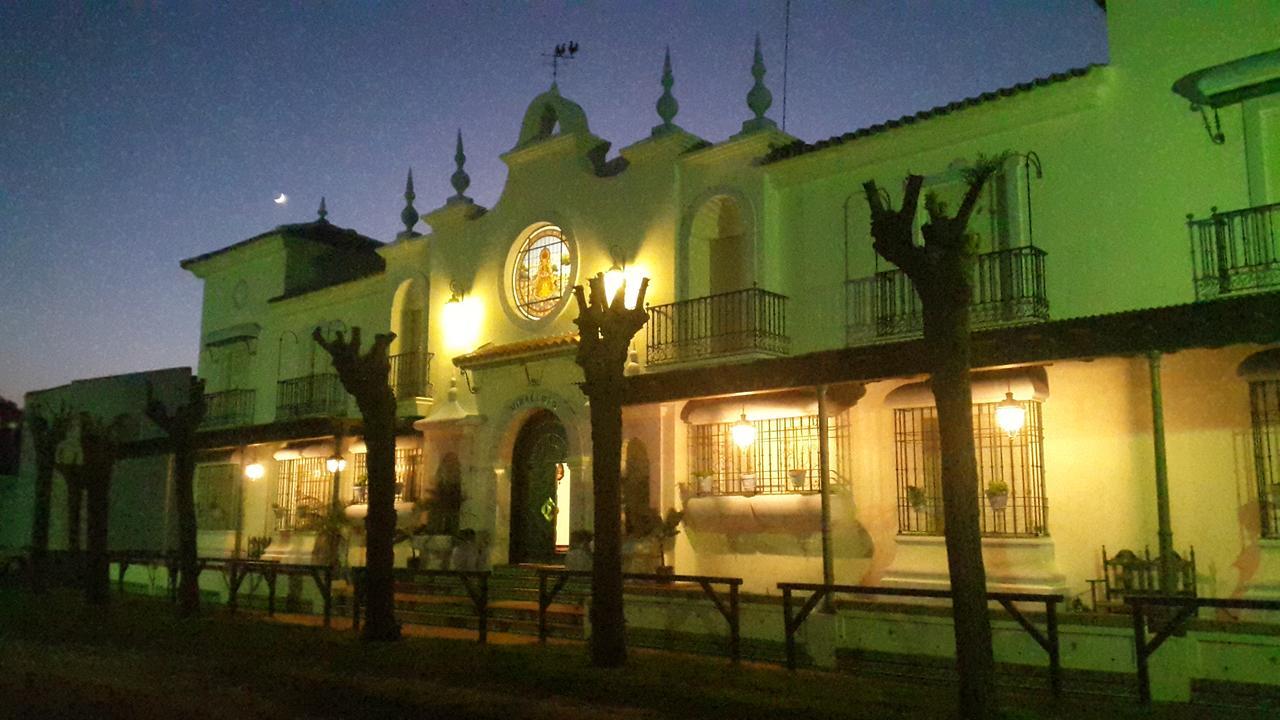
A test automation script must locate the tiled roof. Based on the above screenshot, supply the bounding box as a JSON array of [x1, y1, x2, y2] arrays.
[[180, 219, 383, 269], [762, 65, 1101, 165], [453, 332, 579, 368]]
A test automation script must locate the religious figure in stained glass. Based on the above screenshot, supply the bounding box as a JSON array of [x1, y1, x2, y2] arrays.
[[511, 224, 572, 319]]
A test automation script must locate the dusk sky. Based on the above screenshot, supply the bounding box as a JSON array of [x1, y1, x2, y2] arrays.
[[0, 2, 1108, 404]]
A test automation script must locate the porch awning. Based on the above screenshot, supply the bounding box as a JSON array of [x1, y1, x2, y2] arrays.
[[203, 322, 262, 348], [679, 382, 865, 424], [1172, 48, 1280, 108], [1238, 347, 1280, 379], [884, 366, 1049, 408]]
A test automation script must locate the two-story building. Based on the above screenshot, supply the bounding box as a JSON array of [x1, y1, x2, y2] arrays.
[[26, 4, 1259, 621]]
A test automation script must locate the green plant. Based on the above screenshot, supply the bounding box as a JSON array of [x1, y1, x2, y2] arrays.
[[906, 485, 926, 510], [985, 480, 1009, 498], [419, 476, 463, 536], [653, 508, 684, 569]]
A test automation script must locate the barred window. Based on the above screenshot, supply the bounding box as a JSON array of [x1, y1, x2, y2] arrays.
[[1249, 380, 1280, 539], [274, 457, 332, 531], [348, 448, 422, 504], [194, 463, 237, 531], [688, 414, 848, 495], [895, 401, 1046, 537]]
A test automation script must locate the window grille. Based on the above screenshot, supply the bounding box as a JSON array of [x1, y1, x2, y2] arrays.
[[688, 413, 848, 495], [194, 463, 237, 531], [274, 457, 332, 531], [895, 401, 1046, 537], [1249, 380, 1280, 538], [348, 448, 422, 504]]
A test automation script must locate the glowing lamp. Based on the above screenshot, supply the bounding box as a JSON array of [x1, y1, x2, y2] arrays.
[[995, 392, 1026, 438], [603, 262, 625, 306], [731, 412, 756, 449], [326, 456, 347, 473], [244, 462, 265, 481]]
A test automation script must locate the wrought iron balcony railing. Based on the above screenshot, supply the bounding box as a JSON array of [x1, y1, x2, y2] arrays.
[[646, 286, 789, 366], [201, 389, 256, 429], [847, 245, 1049, 344], [388, 351, 433, 399], [1189, 203, 1280, 300], [275, 373, 348, 420]]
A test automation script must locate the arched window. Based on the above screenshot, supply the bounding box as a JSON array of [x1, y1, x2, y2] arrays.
[[688, 195, 751, 298]]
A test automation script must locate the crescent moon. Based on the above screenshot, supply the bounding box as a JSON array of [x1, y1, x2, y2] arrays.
[[274, 193, 288, 205]]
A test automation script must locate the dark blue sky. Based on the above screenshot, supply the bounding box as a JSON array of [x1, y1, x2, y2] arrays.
[[0, 2, 1107, 404]]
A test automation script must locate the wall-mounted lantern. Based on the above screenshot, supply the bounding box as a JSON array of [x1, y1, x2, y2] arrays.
[[995, 392, 1026, 438], [731, 411, 757, 449]]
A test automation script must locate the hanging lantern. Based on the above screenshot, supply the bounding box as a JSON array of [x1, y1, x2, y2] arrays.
[[731, 411, 756, 449], [244, 462, 265, 481], [326, 455, 347, 473], [995, 392, 1026, 438]]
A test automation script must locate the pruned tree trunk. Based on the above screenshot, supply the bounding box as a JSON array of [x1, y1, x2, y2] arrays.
[[28, 407, 71, 593], [864, 157, 1005, 720], [313, 326, 400, 642], [78, 415, 121, 606], [66, 478, 84, 552], [146, 378, 207, 617], [573, 272, 649, 668]]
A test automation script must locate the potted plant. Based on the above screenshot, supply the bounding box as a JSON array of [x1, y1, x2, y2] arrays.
[[788, 468, 807, 491], [308, 506, 349, 567], [986, 479, 1010, 511], [906, 485, 927, 512], [420, 475, 463, 537], [653, 508, 685, 581], [740, 472, 757, 495]]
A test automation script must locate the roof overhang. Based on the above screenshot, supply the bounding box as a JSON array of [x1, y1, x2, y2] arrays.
[[623, 292, 1280, 406]]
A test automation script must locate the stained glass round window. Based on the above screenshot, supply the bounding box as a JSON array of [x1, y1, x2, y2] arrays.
[[510, 224, 572, 320]]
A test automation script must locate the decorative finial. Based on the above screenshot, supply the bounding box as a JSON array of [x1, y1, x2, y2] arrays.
[[448, 130, 472, 205], [652, 46, 679, 137], [399, 168, 419, 237], [317, 196, 329, 222], [739, 34, 777, 135]]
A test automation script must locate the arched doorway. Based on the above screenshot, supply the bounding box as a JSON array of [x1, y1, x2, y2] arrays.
[[509, 410, 568, 563]]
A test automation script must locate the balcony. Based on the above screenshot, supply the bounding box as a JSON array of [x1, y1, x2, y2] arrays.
[[646, 287, 789, 366], [847, 245, 1049, 344], [201, 389, 255, 429], [1189, 203, 1280, 300], [275, 373, 347, 420], [389, 351, 433, 399]]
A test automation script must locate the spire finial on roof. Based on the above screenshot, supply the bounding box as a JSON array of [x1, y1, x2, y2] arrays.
[[449, 130, 472, 205], [399, 168, 419, 237], [652, 46, 680, 137], [748, 34, 772, 120], [317, 196, 329, 222], [739, 34, 777, 135]]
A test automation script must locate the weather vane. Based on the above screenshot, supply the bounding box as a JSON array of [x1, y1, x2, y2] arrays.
[[542, 41, 580, 86]]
